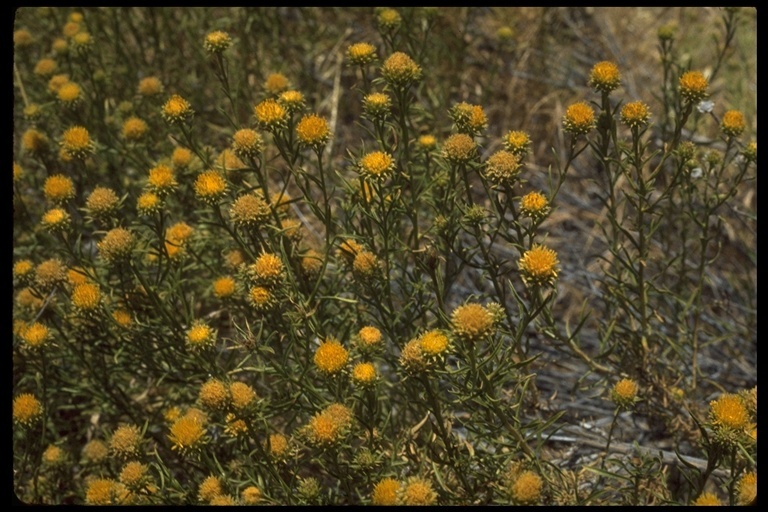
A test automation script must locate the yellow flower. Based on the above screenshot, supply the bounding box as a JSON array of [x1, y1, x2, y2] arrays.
[[353, 251, 379, 280], [347, 42, 377, 65], [22, 128, 49, 154], [452, 303, 495, 343], [611, 378, 639, 409], [736, 471, 757, 505], [225, 249, 246, 269], [443, 133, 477, 164], [13, 259, 34, 280], [296, 114, 331, 149], [41, 207, 71, 233], [138, 76, 163, 96], [721, 110, 746, 138], [304, 403, 353, 446], [85, 479, 123, 505], [679, 71, 709, 103], [137, 191, 162, 216], [742, 141, 757, 163], [588, 61, 621, 93], [13, 393, 43, 426], [86, 186, 120, 217], [210, 494, 236, 505], [254, 98, 288, 131], [620, 101, 651, 129], [168, 414, 207, 454], [484, 150, 521, 187], [16, 288, 43, 312], [504, 130, 532, 156], [268, 433, 289, 459], [212, 276, 236, 299], [194, 170, 228, 204], [146, 163, 177, 196], [60, 125, 94, 159], [563, 101, 596, 135], [241, 486, 262, 505], [250, 252, 284, 284], [450, 102, 488, 136], [264, 72, 290, 95], [34, 58, 58, 76], [112, 309, 133, 328], [420, 329, 449, 356], [42, 444, 66, 466], [48, 73, 70, 94], [13, 162, 24, 182], [14, 29, 34, 47], [372, 478, 401, 505], [378, 8, 402, 30], [497, 26, 514, 41], [230, 194, 271, 229], [204, 30, 232, 53], [23, 103, 42, 121], [21, 322, 51, 349], [358, 326, 383, 348], [301, 249, 324, 278], [109, 425, 142, 459], [198, 475, 223, 502], [709, 393, 749, 430], [401, 477, 437, 506], [362, 92, 391, 120], [71, 31, 93, 55], [693, 491, 722, 506], [352, 362, 377, 386], [520, 191, 550, 220], [98, 227, 135, 264], [230, 381, 257, 410], [43, 174, 75, 204], [249, 286, 276, 311], [71, 282, 101, 312], [278, 89, 306, 113], [161, 94, 194, 124], [52, 37, 68, 55], [119, 461, 149, 488], [82, 439, 109, 463], [35, 258, 67, 290], [510, 470, 542, 504], [399, 338, 427, 373], [359, 151, 395, 180], [186, 321, 216, 350], [314, 338, 349, 375], [57, 81, 82, 106], [122, 117, 148, 141], [381, 51, 422, 87], [199, 378, 231, 411], [231, 128, 263, 159], [418, 134, 437, 151], [518, 244, 559, 287]]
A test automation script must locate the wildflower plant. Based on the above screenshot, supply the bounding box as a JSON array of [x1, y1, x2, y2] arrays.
[[13, 6, 755, 506]]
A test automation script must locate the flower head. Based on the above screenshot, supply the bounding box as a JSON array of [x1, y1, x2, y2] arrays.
[[249, 252, 284, 285], [450, 102, 488, 136], [484, 150, 521, 187], [353, 251, 380, 281], [98, 227, 135, 264], [509, 470, 542, 504], [13, 393, 43, 427], [352, 362, 377, 387], [138, 76, 163, 96], [48, 74, 70, 94], [419, 329, 450, 357], [736, 471, 757, 505], [35, 258, 67, 290], [358, 326, 383, 349], [198, 475, 223, 502], [254, 99, 288, 131], [503, 130, 532, 157], [43, 174, 75, 204], [563, 102, 596, 135], [57, 82, 82, 107], [34, 58, 58, 77], [418, 134, 437, 151], [60, 125, 94, 159], [721, 110, 746, 138], [443, 133, 477, 165], [41, 207, 71, 233], [122, 117, 148, 141], [137, 192, 162, 216], [82, 439, 109, 463], [14, 29, 34, 47], [358, 151, 395, 180], [278, 90, 305, 113], [693, 492, 722, 506], [162, 94, 194, 124], [679, 71, 709, 103], [119, 461, 149, 489], [186, 321, 216, 350], [347, 42, 377, 66], [451, 303, 495, 343], [588, 61, 621, 93], [268, 433, 290, 459], [620, 101, 651, 129], [377, 8, 402, 30], [71, 282, 101, 313], [241, 486, 262, 505], [611, 378, 639, 409], [520, 191, 550, 220], [742, 141, 757, 163], [296, 114, 331, 149], [110, 424, 142, 458], [168, 414, 207, 454], [401, 476, 437, 506], [231, 128, 263, 159], [518, 244, 559, 287], [199, 378, 231, 412], [381, 51, 422, 88], [399, 338, 428, 373], [229, 193, 270, 229], [204, 30, 232, 53], [86, 186, 120, 218], [304, 403, 353, 446], [264, 72, 290, 95], [363, 92, 392, 120], [212, 276, 236, 299], [13, 259, 35, 281], [230, 381, 257, 410], [372, 478, 401, 505], [314, 338, 349, 375], [194, 170, 228, 205], [709, 393, 749, 431]]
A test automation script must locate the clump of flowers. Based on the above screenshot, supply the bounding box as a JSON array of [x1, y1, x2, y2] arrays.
[[518, 244, 559, 287], [562, 102, 596, 135], [588, 61, 621, 93]]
